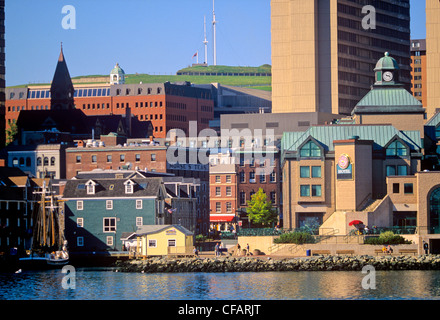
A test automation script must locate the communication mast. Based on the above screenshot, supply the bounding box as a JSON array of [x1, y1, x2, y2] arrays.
[[203, 16, 208, 65], [212, 0, 217, 65]]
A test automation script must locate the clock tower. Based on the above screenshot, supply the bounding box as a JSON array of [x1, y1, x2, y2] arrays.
[[373, 52, 400, 86]]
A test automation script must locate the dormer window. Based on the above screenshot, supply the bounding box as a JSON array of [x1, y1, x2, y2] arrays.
[[85, 180, 98, 195], [386, 140, 408, 157], [300, 141, 322, 158], [124, 180, 136, 194]]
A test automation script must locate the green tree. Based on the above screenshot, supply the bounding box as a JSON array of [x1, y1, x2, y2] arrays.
[[6, 121, 18, 145], [246, 188, 278, 227]]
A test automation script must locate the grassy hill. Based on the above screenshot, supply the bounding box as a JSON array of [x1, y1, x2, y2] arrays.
[[8, 65, 272, 91]]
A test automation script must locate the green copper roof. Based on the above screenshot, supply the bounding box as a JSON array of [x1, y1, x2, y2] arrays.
[[281, 124, 422, 161], [354, 87, 423, 109], [111, 63, 125, 75], [426, 112, 440, 127], [374, 52, 400, 71]]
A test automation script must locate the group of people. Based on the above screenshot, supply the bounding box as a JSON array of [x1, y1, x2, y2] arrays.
[[381, 245, 394, 254]]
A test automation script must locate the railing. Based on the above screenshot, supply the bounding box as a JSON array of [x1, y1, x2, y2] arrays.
[[237, 228, 284, 237]]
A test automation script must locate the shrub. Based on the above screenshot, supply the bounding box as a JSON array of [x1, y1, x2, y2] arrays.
[[364, 231, 412, 245], [273, 231, 316, 244]]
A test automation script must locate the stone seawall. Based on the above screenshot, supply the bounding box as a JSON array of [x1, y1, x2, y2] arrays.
[[115, 255, 440, 273]]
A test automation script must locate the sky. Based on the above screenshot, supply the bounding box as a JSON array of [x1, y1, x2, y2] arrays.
[[5, 0, 426, 87]]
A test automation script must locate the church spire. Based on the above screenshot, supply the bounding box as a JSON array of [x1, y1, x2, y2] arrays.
[[50, 43, 74, 110]]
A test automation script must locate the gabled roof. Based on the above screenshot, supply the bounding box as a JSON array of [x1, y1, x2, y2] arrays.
[[62, 177, 164, 199], [282, 124, 422, 157], [135, 224, 193, 236], [426, 112, 440, 127]]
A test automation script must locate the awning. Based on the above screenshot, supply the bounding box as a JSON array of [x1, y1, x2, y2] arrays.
[[210, 214, 235, 222]]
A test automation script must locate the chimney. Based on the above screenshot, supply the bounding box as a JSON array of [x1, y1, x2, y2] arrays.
[[125, 106, 132, 137]]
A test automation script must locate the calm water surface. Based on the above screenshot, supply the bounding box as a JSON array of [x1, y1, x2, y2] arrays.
[[1, 268, 440, 300]]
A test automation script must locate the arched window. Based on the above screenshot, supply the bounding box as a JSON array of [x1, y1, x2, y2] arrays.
[[430, 187, 440, 234], [386, 140, 407, 156], [12, 157, 18, 167], [26, 157, 31, 167], [37, 157, 42, 166], [300, 141, 322, 157], [19, 157, 24, 166], [50, 157, 56, 166], [43, 157, 49, 166]]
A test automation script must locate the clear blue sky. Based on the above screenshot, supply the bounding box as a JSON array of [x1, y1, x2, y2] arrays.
[[5, 0, 426, 87]]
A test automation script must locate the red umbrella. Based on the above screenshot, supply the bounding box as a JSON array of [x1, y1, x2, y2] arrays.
[[349, 220, 363, 226]]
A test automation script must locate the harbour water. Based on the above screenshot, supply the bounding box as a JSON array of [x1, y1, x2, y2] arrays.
[[1, 268, 440, 300]]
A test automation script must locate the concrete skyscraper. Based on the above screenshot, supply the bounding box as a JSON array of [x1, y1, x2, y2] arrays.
[[426, 0, 440, 119], [271, 0, 412, 115], [0, 0, 5, 147]]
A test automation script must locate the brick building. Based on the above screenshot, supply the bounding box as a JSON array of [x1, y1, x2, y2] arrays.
[[4, 48, 214, 141], [65, 133, 167, 179]]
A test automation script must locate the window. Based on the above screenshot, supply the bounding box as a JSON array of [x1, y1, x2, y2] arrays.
[[106, 200, 113, 210], [125, 184, 133, 194], [386, 165, 408, 176], [120, 154, 125, 162], [91, 155, 97, 163], [44, 157, 49, 166], [136, 200, 142, 209], [226, 202, 232, 213], [37, 157, 42, 166], [87, 184, 95, 195], [77, 237, 84, 247], [168, 239, 176, 247], [259, 173, 266, 183], [300, 141, 321, 157], [386, 140, 408, 156], [77, 200, 83, 211], [151, 154, 156, 161], [136, 217, 143, 226], [226, 175, 231, 183], [76, 155, 81, 163], [270, 191, 276, 204], [393, 183, 400, 194], [240, 191, 246, 205], [106, 236, 114, 246], [300, 185, 310, 197], [312, 166, 322, 178], [312, 185, 322, 197], [103, 217, 116, 232], [216, 202, 221, 213], [226, 186, 232, 196], [249, 171, 256, 183], [404, 183, 414, 194], [77, 218, 84, 228], [386, 165, 396, 176], [270, 172, 276, 183], [215, 175, 221, 183], [148, 239, 157, 247], [135, 154, 141, 162], [300, 166, 310, 178], [239, 172, 245, 183], [216, 187, 221, 197], [107, 155, 112, 163]]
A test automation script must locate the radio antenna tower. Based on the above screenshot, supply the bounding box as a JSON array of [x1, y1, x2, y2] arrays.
[[203, 16, 208, 65], [212, 0, 217, 65]]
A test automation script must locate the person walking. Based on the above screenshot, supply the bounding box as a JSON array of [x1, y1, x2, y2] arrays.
[[246, 243, 250, 256], [215, 242, 220, 257], [236, 243, 241, 256]]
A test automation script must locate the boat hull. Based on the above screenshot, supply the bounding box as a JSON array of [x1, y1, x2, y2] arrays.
[[19, 256, 69, 270]]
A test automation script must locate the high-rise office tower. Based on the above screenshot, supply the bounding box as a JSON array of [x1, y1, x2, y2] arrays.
[[271, 0, 411, 115], [410, 39, 426, 107], [0, 0, 5, 147], [426, 0, 440, 119]]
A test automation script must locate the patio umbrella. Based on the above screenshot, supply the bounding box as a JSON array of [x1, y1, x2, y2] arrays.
[[349, 220, 364, 226]]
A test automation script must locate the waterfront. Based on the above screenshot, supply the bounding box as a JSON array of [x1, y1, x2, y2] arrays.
[[1, 268, 440, 300]]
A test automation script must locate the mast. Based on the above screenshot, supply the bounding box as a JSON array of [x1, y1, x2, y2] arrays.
[[42, 181, 47, 247], [212, 0, 217, 66], [203, 16, 208, 65]]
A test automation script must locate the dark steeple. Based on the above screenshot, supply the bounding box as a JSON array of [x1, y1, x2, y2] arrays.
[[50, 43, 74, 110]]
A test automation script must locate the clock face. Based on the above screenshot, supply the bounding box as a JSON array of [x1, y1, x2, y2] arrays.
[[383, 71, 393, 82], [338, 154, 350, 170]]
